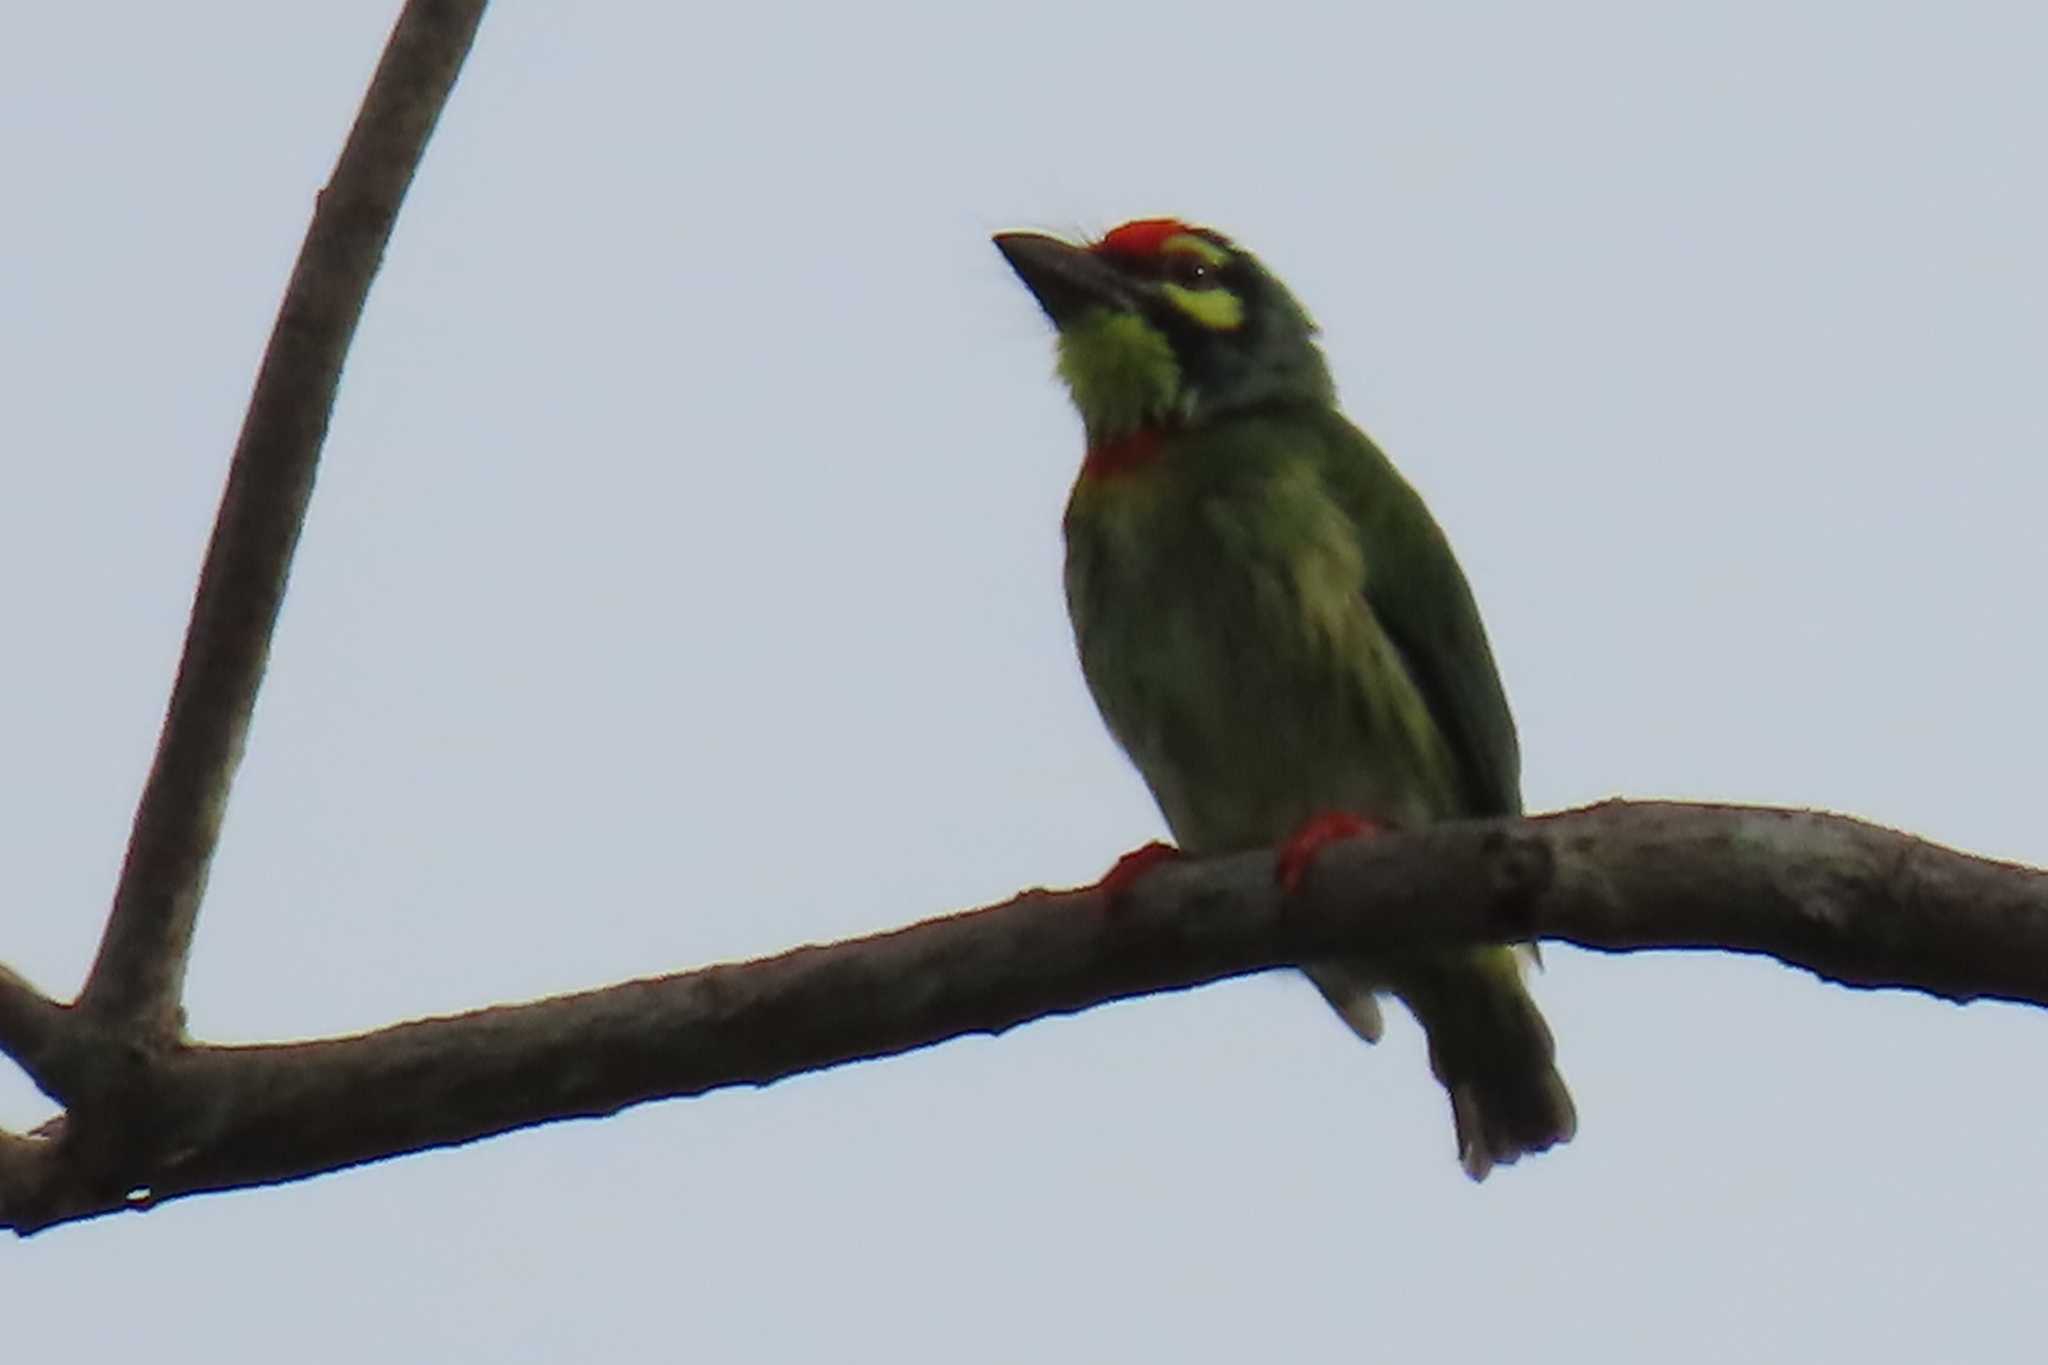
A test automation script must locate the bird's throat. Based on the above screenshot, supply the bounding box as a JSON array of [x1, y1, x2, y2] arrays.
[[1055, 311, 1183, 442]]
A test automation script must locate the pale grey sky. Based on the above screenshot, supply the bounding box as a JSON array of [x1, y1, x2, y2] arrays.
[[5, 3, 2046, 1359]]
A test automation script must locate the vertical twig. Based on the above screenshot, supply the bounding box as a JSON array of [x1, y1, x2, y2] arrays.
[[75, 0, 490, 1038]]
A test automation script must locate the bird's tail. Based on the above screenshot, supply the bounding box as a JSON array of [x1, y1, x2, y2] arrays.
[[1311, 949, 1575, 1180]]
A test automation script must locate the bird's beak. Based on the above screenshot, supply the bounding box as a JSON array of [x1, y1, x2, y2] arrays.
[[993, 232, 1134, 327]]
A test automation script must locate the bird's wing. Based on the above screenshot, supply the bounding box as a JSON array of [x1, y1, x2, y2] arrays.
[[1314, 411, 1522, 819]]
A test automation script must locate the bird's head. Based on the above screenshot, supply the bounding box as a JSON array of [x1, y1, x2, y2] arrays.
[[995, 219, 1333, 442]]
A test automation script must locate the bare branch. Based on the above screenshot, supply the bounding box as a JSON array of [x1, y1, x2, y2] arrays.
[[75, 0, 489, 1038], [6, 801, 2046, 1234], [0, 1132, 58, 1216], [0, 965, 69, 1099]]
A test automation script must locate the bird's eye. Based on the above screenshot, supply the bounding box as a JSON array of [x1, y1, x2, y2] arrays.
[[1164, 253, 1217, 289]]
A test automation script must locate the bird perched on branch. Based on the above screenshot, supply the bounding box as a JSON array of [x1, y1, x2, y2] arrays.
[[994, 218, 1574, 1178]]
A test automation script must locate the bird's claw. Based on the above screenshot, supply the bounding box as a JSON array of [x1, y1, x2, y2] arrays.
[[1274, 811, 1385, 895], [1094, 840, 1184, 908]]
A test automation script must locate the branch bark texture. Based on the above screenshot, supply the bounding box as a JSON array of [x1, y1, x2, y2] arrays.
[[74, 0, 487, 1040], [4, 801, 2044, 1235]]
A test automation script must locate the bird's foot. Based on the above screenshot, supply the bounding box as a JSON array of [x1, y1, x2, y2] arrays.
[[1274, 811, 1386, 895], [1093, 841, 1184, 908]]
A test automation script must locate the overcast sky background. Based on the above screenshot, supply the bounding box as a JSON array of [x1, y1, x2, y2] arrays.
[[5, 3, 2045, 1359]]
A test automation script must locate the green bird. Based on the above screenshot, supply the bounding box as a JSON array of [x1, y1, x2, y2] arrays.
[[995, 218, 1574, 1178]]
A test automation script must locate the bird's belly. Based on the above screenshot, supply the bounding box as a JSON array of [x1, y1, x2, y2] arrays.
[[1069, 533, 1447, 855]]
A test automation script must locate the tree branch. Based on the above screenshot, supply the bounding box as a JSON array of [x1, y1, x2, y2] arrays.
[[0, 1132, 58, 1217], [74, 0, 488, 1039], [5, 801, 2044, 1235], [0, 965, 73, 1102]]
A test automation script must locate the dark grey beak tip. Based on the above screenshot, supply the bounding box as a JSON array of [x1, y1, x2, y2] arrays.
[[990, 230, 1038, 256], [992, 231, 1126, 326], [991, 231, 1067, 284]]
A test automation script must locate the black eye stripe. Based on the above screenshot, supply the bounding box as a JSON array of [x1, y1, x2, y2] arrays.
[[1115, 250, 1228, 290]]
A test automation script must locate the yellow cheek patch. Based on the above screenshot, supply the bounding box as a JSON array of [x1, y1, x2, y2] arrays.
[[1162, 282, 1245, 330]]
